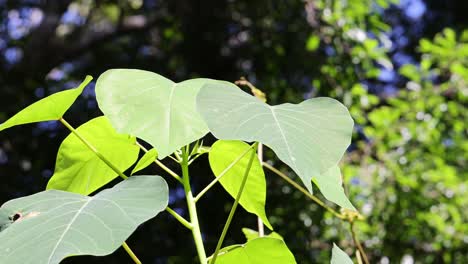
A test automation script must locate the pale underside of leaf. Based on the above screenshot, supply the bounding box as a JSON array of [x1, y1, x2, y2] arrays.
[[95, 69, 233, 158], [0, 176, 168, 264], [47, 116, 140, 195], [331, 243, 354, 264], [0, 76, 92, 132], [197, 83, 354, 197], [313, 166, 356, 210]]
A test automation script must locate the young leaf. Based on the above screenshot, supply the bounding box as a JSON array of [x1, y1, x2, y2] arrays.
[[47, 116, 139, 195], [0, 176, 168, 264], [209, 140, 272, 229], [214, 237, 296, 264], [313, 166, 356, 210], [331, 244, 354, 264], [0, 76, 92, 132], [131, 148, 158, 175], [197, 83, 353, 194], [95, 69, 233, 158]]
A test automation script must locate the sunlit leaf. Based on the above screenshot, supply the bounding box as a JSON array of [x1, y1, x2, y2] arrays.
[[242, 227, 283, 242], [215, 237, 296, 264], [197, 83, 354, 195], [331, 244, 353, 264], [209, 140, 272, 229], [0, 176, 168, 264], [47, 116, 139, 195], [95, 69, 232, 158], [131, 148, 158, 175], [0, 76, 92, 132]]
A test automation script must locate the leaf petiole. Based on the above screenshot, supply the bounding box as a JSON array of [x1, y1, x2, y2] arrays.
[[194, 143, 256, 202], [122, 242, 142, 264], [136, 142, 183, 183], [210, 142, 258, 264], [59, 118, 128, 180]]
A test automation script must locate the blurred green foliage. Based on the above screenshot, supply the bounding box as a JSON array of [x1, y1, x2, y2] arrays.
[[340, 29, 468, 263]]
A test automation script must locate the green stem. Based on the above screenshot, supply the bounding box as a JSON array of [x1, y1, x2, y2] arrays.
[[59, 118, 127, 180], [122, 242, 142, 264], [262, 162, 346, 220], [256, 143, 265, 237], [210, 142, 258, 264], [166, 207, 193, 230], [59, 118, 142, 262], [350, 222, 370, 264], [136, 142, 182, 183], [194, 144, 255, 202], [181, 146, 207, 264]]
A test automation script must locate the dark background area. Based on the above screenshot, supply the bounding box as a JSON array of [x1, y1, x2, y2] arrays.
[[0, 0, 467, 263]]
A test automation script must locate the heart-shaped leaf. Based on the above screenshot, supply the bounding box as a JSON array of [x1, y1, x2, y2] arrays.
[[0, 176, 168, 264], [214, 237, 296, 264], [331, 244, 353, 264], [197, 83, 354, 194], [314, 166, 355, 210], [0, 76, 92, 132], [47, 116, 140, 195], [131, 148, 158, 175], [95, 69, 232, 158], [209, 140, 272, 229]]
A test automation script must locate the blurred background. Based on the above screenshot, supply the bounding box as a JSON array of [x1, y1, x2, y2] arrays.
[[0, 0, 467, 263]]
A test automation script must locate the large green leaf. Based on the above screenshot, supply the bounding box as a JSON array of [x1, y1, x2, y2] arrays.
[[331, 244, 353, 264], [215, 237, 296, 264], [197, 83, 354, 195], [209, 140, 272, 229], [95, 69, 232, 158], [0, 176, 168, 264], [0, 76, 92, 132], [313, 166, 355, 210], [47, 116, 140, 195]]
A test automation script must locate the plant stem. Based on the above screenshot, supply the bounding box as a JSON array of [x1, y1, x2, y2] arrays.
[[181, 146, 207, 264], [122, 242, 142, 264], [262, 162, 346, 220], [194, 144, 255, 202], [256, 143, 265, 237], [210, 142, 258, 264], [59, 118, 128, 180], [166, 207, 193, 230], [136, 142, 182, 183], [59, 118, 142, 262], [350, 222, 370, 264]]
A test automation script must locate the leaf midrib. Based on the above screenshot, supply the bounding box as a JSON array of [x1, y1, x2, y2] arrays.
[[47, 198, 91, 263]]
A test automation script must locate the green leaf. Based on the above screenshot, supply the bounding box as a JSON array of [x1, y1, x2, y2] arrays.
[[209, 140, 272, 229], [47, 116, 139, 195], [331, 244, 353, 264], [313, 166, 355, 210], [242, 227, 283, 242], [95, 69, 232, 158], [0, 76, 92, 132], [215, 237, 296, 264], [197, 83, 354, 195], [131, 148, 158, 175], [0, 176, 168, 264]]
